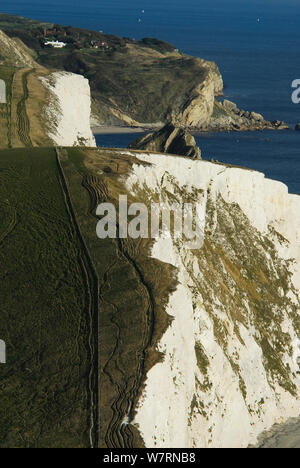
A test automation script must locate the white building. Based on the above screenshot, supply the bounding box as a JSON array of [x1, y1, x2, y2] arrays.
[[45, 40, 67, 49]]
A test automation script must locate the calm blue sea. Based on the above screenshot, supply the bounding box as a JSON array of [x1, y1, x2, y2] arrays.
[[1, 0, 300, 193]]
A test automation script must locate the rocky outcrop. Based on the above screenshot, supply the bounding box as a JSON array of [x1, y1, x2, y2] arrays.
[[169, 62, 223, 128], [295, 123, 300, 131], [122, 152, 300, 448], [201, 100, 289, 132], [128, 123, 201, 159], [90, 53, 224, 131], [40, 71, 96, 147]]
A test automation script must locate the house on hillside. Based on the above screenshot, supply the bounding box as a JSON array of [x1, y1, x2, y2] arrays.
[[44, 40, 67, 49], [43, 27, 57, 37], [91, 40, 109, 49], [0, 79, 6, 104]]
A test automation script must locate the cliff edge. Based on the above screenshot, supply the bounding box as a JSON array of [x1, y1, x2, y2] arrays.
[[0, 48, 96, 148], [40, 71, 96, 147]]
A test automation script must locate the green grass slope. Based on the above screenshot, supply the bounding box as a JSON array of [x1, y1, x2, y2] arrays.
[[0, 64, 56, 149], [58, 147, 176, 447], [0, 147, 98, 448], [0, 146, 176, 448]]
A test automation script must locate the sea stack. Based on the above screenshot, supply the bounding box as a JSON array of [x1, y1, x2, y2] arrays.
[[128, 123, 202, 159]]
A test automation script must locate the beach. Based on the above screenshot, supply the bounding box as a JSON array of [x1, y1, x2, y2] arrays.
[[92, 126, 153, 135]]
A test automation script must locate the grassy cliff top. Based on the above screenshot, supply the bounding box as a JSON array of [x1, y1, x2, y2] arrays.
[[0, 12, 175, 53]]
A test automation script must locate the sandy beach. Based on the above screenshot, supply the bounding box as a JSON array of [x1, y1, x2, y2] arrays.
[[92, 126, 148, 135]]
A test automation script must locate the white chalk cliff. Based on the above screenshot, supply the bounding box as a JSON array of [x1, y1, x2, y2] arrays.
[[122, 152, 300, 448], [41, 71, 96, 147]]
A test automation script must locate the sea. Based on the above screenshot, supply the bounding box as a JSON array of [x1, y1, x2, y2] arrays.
[[2, 0, 300, 194]]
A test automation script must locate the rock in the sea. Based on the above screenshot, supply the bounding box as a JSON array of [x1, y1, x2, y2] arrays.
[[223, 99, 237, 112], [250, 111, 264, 121], [128, 123, 201, 159], [272, 120, 289, 130], [295, 123, 300, 131], [205, 99, 289, 132]]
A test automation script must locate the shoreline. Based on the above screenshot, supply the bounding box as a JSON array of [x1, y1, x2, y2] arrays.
[[92, 126, 152, 135], [92, 125, 293, 136]]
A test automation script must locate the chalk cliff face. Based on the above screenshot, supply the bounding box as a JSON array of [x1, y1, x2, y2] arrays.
[[41, 71, 96, 147], [122, 153, 300, 448]]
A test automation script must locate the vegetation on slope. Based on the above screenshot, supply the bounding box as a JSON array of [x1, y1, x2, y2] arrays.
[[0, 145, 177, 448], [0, 13, 218, 126], [0, 147, 97, 447], [0, 140, 299, 447], [0, 28, 37, 67], [191, 195, 300, 403], [58, 147, 177, 447], [0, 63, 56, 149]]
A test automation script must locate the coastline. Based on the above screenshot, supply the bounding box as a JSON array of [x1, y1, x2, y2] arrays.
[[92, 126, 147, 134], [92, 123, 291, 136]]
